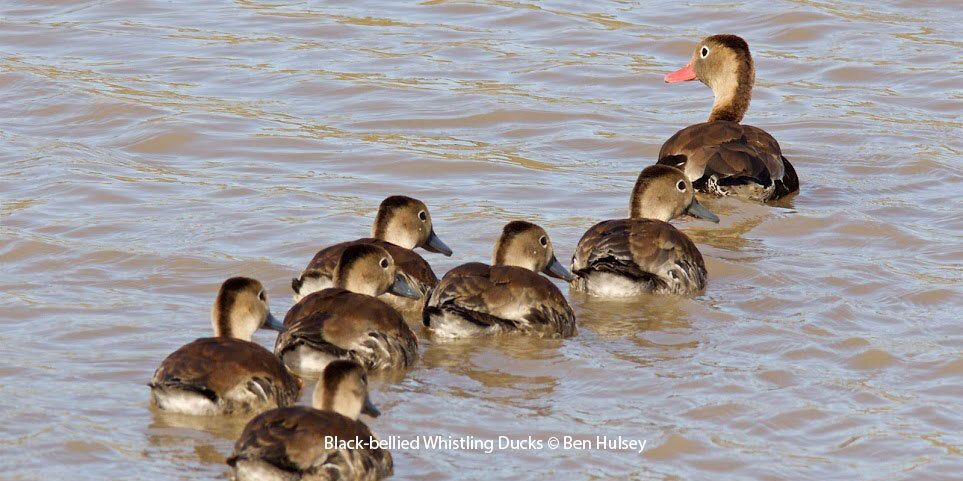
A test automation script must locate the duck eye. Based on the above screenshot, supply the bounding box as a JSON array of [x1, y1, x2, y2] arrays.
[[258, 290, 266, 301], [380, 258, 389, 269], [418, 211, 427, 222], [701, 46, 709, 58], [676, 180, 686, 192], [539, 236, 548, 247]]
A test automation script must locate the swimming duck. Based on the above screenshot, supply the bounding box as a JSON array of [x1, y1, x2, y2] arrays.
[[571, 165, 719, 297], [149, 277, 300, 416], [424, 221, 576, 338], [228, 360, 392, 481], [292, 195, 452, 314], [276, 244, 420, 376], [659, 34, 799, 201]]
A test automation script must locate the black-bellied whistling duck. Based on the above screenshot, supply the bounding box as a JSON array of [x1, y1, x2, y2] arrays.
[[291, 195, 452, 314], [149, 277, 301, 416], [660, 34, 799, 201], [228, 360, 392, 481], [423, 221, 576, 338], [571, 165, 719, 298], [276, 244, 420, 376]]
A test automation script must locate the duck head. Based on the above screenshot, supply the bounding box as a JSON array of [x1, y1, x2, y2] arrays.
[[210, 277, 285, 342], [630, 165, 720, 223], [332, 244, 420, 299], [665, 34, 754, 123], [371, 195, 452, 256], [313, 360, 380, 420], [492, 220, 574, 281]]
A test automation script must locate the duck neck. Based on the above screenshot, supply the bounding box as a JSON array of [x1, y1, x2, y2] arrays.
[[492, 243, 538, 272], [629, 203, 672, 223], [211, 306, 255, 342], [707, 56, 754, 123], [314, 381, 362, 420], [372, 216, 417, 249], [333, 269, 379, 297]]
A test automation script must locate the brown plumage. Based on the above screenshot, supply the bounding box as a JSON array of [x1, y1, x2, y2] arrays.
[[424, 221, 576, 338], [295, 238, 438, 312], [277, 245, 419, 376], [291, 196, 451, 314], [571, 165, 718, 297], [660, 34, 799, 201], [228, 361, 392, 481], [149, 277, 300, 416]]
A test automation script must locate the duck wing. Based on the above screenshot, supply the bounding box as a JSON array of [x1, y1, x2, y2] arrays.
[[573, 219, 707, 294], [228, 407, 393, 477], [659, 121, 793, 195], [427, 263, 575, 336]]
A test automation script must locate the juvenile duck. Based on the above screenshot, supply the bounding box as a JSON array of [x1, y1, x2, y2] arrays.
[[149, 277, 300, 416], [424, 221, 576, 338], [660, 34, 799, 201], [228, 360, 392, 481], [571, 165, 719, 297], [276, 244, 419, 376], [292, 195, 452, 313]]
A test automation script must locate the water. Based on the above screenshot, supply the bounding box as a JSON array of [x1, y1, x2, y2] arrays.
[[1, 1, 961, 479]]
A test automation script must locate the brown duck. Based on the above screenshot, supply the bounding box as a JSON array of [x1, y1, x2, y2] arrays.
[[660, 34, 799, 201], [228, 360, 392, 481], [277, 244, 420, 376], [571, 165, 719, 297], [291, 195, 452, 314], [424, 221, 576, 338], [149, 277, 300, 416]]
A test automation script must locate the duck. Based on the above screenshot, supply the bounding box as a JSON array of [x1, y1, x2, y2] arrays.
[[149, 277, 301, 416], [228, 360, 392, 481], [571, 165, 719, 297], [423, 221, 576, 338], [292, 195, 452, 314], [659, 34, 799, 201], [276, 244, 420, 376]]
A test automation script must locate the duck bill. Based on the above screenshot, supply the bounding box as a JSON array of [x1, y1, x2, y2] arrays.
[[686, 198, 720, 223], [362, 396, 381, 418], [665, 63, 697, 83], [389, 275, 421, 299], [543, 255, 575, 282], [422, 229, 453, 256], [263, 312, 286, 332]]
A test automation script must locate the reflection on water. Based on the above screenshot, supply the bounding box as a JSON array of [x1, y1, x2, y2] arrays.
[[2, 0, 962, 479]]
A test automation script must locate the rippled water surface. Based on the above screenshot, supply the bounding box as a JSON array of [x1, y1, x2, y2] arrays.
[[2, 1, 962, 479]]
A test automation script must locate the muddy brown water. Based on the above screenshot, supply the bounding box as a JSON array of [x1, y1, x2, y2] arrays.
[[1, 1, 961, 479]]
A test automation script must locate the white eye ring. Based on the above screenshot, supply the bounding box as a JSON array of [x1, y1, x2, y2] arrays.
[[418, 210, 427, 222], [539, 236, 548, 247], [701, 46, 709, 58], [676, 180, 687, 192], [380, 257, 389, 269], [258, 290, 266, 301]]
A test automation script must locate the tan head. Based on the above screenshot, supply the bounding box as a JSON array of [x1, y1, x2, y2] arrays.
[[312, 360, 380, 420], [371, 195, 452, 256], [664, 34, 754, 123], [210, 277, 285, 342], [332, 244, 421, 299], [630, 165, 720, 223], [492, 221, 574, 281]]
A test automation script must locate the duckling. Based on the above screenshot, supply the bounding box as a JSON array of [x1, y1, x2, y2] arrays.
[[228, 360, 392, 481], [292, 195, 452, 314], [424, 221, 576, 338], [276, 244, 420, 376], [149, 277, 300, 416], [571, 165, 719, 297], [660, 34, 799, 201]]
